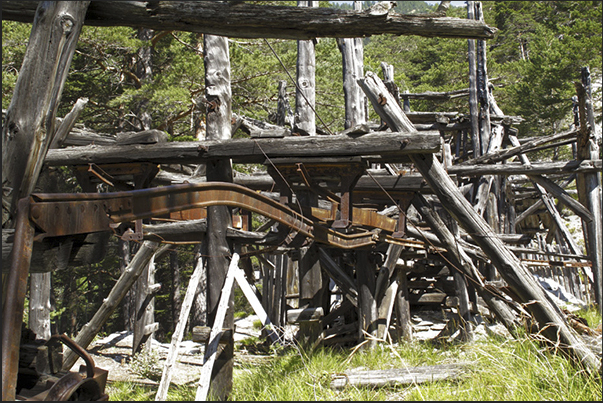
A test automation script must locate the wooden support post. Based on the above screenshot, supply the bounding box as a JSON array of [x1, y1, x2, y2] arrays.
[[575, 67, 602, 312], [294, 0, 318, 136], [298, 243, 325, 345], [156, 250, 205, 401], [133, 256, 158, 355], [2, 199, 35, 401], [376, 244, 406, 340], [204, 32, 235, 401], [337, 0, 367, 130], [356, 250, 378, 348], [359, 71, 600, 374], [466, 1, 480, 159], [195, 254, 239, 401]]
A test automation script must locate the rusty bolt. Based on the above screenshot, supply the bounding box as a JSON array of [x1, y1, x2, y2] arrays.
[[31, 205, 41, 220]]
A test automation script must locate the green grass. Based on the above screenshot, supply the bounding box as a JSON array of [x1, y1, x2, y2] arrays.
[[105, 329, 602, 401]]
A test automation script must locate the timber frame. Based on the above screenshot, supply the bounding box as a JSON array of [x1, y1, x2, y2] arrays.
[[2, 1, 602, 401]]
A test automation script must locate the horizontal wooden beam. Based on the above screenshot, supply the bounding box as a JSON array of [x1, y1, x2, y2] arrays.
[[448, 159, 602, 177], [2, 1, 497, 40], [44, 131, 441, 166]]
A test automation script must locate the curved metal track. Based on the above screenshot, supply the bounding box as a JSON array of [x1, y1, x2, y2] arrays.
[[30, 182, 399, 249]]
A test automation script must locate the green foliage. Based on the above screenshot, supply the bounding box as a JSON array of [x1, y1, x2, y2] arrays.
[[130, 349, 163, 382], [489, 1, 602, 136], [104, 331, 601, 401]]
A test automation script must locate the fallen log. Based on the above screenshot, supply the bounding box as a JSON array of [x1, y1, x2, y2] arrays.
[[330, 363, 470, 389]]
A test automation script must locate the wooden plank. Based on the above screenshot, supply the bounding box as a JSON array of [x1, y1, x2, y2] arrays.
[[359, 71, 600, 374], [195, 253, 239, 402], [287, 307, 324, 323], [233, 263, 279, 343], [155, 251, 205, 401], [44, 131, 442, 166], [330, 363, 469, 389], [2, 1, 497, 40]]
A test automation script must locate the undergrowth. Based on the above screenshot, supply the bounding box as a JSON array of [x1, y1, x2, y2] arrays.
[[106, 305, 602, 401], [106, 326, 601, 401]]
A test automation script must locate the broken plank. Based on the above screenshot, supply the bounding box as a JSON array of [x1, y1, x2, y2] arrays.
[[330, 363, 470, 389]]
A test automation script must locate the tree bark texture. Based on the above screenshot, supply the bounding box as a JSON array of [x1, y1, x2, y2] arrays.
[[3, 1, 498, 40], [295, 1, 318, 136], [204, 33, 235, 401], [2, 1, 89, 226], [44, 131, 441, 165]]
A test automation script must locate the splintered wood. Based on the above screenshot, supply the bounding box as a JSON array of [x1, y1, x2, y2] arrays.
[[330, 362, 470, 389]]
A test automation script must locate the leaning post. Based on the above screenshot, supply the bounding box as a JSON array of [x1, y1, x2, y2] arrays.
[[359, 71, 601, 374]]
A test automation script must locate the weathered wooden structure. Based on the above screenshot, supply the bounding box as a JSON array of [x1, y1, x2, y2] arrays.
[[2, 1, 601, 401]]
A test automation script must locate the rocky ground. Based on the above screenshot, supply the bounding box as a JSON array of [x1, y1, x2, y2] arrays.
[[77, 308, 519, 387]]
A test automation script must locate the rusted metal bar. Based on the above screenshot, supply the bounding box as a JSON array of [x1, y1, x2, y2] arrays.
[[29, 182, 392, 249], [2, 198, 35, 401]]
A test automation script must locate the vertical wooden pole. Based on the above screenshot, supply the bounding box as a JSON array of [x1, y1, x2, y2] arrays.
[[466, 1, 480, 159], [337, 1, 366, 130], [575, 67, 602, 312], [2, 199, 35, 401], [204, 33, 234, 400], [356, 250, 378, 348], [196, 254, 239, 402], [295, 1, 318, 136]]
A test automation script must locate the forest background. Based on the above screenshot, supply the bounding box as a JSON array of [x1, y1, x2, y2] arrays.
[[2, 1, 602, 343]]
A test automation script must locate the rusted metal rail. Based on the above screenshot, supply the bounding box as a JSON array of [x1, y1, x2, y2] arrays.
[[3, 181, 414, 400]]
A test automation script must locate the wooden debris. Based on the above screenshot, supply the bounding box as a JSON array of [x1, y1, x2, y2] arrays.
[[330, 362, 470, 389]]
